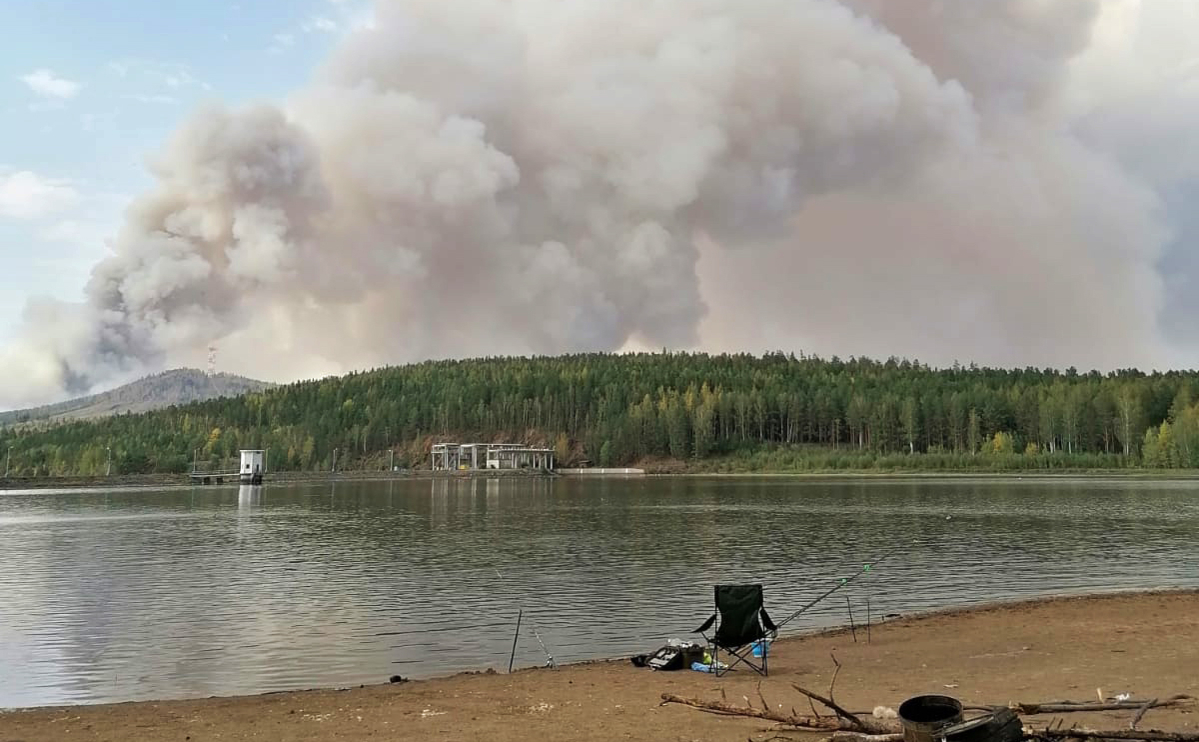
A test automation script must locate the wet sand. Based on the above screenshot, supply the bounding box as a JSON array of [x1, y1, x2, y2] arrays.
[[4, 591, 1197, 742]]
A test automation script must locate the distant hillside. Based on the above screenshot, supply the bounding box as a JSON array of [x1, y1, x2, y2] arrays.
[[3, 352, 1199, 479], [0, 369, 274, 426]]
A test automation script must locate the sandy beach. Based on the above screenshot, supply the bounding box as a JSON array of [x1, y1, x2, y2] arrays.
[[3, 591, 1198, 741]]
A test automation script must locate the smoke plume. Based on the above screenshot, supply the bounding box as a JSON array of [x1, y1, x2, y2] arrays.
[[2, 0, 1194, 408]]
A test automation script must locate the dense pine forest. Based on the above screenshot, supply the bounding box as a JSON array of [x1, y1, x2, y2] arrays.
[[4, 352, 1199, 476]]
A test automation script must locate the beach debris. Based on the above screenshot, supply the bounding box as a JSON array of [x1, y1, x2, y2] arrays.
[[388, 675, 407, 684], [1133, 698, 1160, 730], [661, 692, 886, 734], [420, 708, 446, 719], [1033, 729, 1199, 741], [528, 702, 554, 713], [1001, 695, 1192, 716], [663, 654, 1195, 741], [663, 653, 898, 736]]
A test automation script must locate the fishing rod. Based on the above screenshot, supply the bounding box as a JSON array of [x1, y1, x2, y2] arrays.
[[493, 567, 557, 668], [774, 545, 901, 632]]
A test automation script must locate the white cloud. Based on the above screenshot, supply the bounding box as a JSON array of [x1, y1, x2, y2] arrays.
[[0, 169, 78, 219], [271, 2, 364, 52], [303, 16, 339, 33], [268, 33, 297, 54], [20, 69, 81, 99]]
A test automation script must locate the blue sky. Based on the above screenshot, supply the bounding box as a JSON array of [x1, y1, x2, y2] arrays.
[[0, 0, 366, 342]]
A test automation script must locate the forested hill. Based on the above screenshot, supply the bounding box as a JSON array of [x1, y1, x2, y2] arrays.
[[3, 352, 1199, 477], [0, 369, 272, 426]]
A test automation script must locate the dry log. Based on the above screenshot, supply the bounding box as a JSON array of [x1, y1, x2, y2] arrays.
[[792, 684, 865, 727], [660, 694, 899, 733], [1036, 729, 1199, 742], [790, 685, 896, 735], [1131, 698, 1158, 731], [661, 693, 841, 729], [1010, 696, 1193, 716], [828, 734, 904, 742]]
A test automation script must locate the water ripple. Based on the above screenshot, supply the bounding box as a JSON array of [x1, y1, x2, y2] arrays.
[[0, 477, 1196, 707]]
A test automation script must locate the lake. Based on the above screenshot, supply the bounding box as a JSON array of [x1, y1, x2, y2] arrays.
[[0, 476, 1195, 708]]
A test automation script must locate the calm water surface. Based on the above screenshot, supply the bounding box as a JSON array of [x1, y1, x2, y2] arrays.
[[0, 476, 1196, 707]]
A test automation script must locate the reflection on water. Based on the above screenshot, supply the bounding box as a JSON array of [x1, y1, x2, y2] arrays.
[[238, 485, 262, 509], [1, 476, 1197, 707]]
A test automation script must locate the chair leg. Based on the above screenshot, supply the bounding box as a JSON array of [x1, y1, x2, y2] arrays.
[[717, 645, 766, 677]]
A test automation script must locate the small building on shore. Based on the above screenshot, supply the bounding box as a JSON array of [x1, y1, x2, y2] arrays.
[[239, 449, 265, 484], [431, 443, 554, 472]]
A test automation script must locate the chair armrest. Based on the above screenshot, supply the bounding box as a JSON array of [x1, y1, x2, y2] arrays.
[[760, 606, 778, 635], [694, 614, 716, 634]]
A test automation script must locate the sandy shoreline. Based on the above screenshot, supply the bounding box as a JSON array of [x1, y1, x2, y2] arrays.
[[4, 590, 1198, 741]]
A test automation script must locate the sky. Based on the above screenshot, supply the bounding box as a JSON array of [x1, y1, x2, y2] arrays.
[[2, 0, 1199, 410], [0, 0, 365, 342]]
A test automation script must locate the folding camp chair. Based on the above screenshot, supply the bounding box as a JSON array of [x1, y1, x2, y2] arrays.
[[694, 584, 777, 676]]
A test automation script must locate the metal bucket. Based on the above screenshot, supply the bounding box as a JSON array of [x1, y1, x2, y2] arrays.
[[939, 709, 1022, 742], [898, 695, 965, 742]]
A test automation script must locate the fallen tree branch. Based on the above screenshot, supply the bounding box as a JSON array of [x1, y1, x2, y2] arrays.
[[1009, 696, 1193, 715], [785, 651, 889, 734], [1036, 729, 1199, 742], [661, 693, 838, 729], [829, 653, 843, 699], [792, 685, 866, 729], [828, 734, 904, 742], [1132, 698, 1158, 731], [661, 694, 896, 733]]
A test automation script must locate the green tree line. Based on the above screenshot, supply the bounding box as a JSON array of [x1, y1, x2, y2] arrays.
[[3, 352, 1199, 476]]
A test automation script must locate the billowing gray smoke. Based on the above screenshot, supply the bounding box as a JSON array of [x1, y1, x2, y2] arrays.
[[1, 0, 1193, 407]]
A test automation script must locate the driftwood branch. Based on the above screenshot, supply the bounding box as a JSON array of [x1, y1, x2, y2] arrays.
[[786, 653, 896, 736], [1036, 729, 1199, 742], [796, 652, 865, 728], [1132, 698, 1159, 730], [828, 734, 904, 742], [792, 685, 866, 729], [829, 653, 843, 699], [1010, 696, 1193, 715], [660, 694, 897, 733]]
